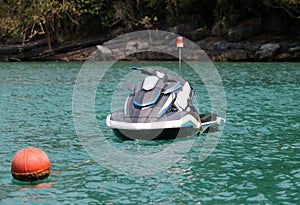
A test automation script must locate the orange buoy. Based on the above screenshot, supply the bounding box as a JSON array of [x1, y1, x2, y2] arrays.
[[11, 147, 51, 182]]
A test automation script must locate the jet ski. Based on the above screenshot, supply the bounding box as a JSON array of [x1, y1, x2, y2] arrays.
[[106, 66, 225, 141]]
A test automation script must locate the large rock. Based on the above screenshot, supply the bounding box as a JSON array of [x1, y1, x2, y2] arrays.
[[289, 46, 300, 52], [255, 43, 280, 59], [96, 45, 112, 55], [228, 19, 262, 42], [189, 28, 209, 41], [95, 45, 116, 61], [125, 41, 149, 51]]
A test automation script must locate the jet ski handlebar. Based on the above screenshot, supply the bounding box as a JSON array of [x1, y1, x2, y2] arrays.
[[131, 66, 180, 83]]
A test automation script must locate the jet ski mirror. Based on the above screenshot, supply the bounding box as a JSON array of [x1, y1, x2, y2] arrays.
[[131, 66, 142, 71]]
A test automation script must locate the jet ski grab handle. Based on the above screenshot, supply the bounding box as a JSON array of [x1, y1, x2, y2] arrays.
[[131, 66, 181, 83]]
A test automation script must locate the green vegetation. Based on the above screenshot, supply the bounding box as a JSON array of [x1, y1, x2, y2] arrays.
[[0, 0, 299, 47], [0, 0, 111, 47]]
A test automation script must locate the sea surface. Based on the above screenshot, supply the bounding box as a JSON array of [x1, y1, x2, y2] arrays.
[[0, 62, 299, 204]]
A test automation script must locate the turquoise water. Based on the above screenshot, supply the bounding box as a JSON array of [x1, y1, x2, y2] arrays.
[[0, 62, 299, 204]]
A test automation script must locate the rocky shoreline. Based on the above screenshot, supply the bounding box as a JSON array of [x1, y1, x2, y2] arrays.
[[1, 2, 300, 63], [0, 32, 299, 62], [200, 38, 300, 62]]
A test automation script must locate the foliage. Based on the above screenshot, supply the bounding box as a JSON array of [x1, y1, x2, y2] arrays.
[[0, 0, 299, 45], [0, 0, 112, 46], [262, 0, 300, 19]]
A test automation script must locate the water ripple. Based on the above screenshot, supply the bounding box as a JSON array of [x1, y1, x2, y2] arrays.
[[1, 62, 299, 204]]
